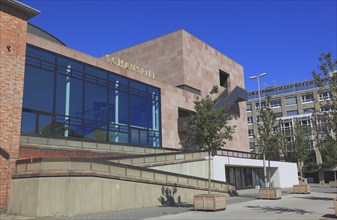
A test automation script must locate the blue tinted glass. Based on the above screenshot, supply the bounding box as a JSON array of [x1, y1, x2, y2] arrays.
[[23, 66, 54, 112], [118, 92, 129, 124], [109, 131, 129, 144], [86, 66, 107, 80], [140, 130, 147, 146], [57, 57, 83, 73], [131, 129, 139, 145], [148, 87, 160, 96], [38, 114, 52, 135], [55, 75, 83, 117], [26, 45, 55, 63], [130, 95, 147, 128], [21, 111, 36, 134], [148, 95, 160, 131], [85, 82, 108, 122], [67, 125, 84, 138], [130, 80, 146, 91]]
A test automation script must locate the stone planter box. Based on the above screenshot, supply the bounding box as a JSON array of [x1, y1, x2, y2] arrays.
[[259, 188, 282, 200], [293, 184, 310, 194], [329, 181, 337, 188], [193, 194, 226, 211], [334, 198, 337, 216]]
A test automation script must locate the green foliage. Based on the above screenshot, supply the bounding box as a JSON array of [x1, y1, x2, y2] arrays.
[[291, 120, 311, 179], [182, 85, 236, 194], [291, 120, 311, 163], [183, 86, 235, 153], [320, 137, 337, 169], [312, 52, 337, 170], [256, 97, 286, 161]]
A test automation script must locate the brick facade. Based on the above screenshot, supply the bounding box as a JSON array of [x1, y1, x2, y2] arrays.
[[0, 1, 38, 213]]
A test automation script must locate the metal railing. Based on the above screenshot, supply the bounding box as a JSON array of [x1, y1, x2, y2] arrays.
[[107, 151, 206, 166], [215, 149, 259, 159]]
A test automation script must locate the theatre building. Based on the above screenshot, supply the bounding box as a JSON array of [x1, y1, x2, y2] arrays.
[[0, 0, 298, 216]]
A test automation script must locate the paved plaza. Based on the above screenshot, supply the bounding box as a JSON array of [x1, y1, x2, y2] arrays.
[[1, 184, 336, 220]]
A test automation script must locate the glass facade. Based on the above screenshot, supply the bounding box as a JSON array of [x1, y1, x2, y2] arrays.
[[22, 45, 161, 147]]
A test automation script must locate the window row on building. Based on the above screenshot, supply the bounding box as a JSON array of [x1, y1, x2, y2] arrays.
[[247, 92, 331, 112], [248, 80, 331, 100]]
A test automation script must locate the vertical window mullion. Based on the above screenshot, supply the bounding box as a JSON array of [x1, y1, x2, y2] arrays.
[[127, 80, 131, 145]]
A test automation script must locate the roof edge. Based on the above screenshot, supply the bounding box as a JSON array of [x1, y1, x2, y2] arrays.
[[0, 0, 40, 20]]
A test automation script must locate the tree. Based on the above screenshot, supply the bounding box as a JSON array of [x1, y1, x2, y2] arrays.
[[183, 86, 235, 194], [312, 52, 337, 183], [256, 97, 285, 188], [291, 119, 311, 183]]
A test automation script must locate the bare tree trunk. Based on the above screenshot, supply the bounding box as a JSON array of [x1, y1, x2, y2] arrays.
[[298, 161, 303, 185], [268, 159, 271, 188], [208, 150, 211, 194]]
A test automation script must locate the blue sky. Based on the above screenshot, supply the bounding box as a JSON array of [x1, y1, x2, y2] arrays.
[[22, 0, 336, 92]]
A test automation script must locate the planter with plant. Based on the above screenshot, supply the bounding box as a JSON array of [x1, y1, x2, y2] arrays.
[[183, 86, 236, 211], [291, 120, 311, 194], [255, 97, 285, 200]]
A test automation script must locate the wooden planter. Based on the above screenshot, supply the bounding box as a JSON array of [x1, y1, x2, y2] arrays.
[[259, 188, 282, 200], [193, 194, 226, 211], [329, 181, 337, 188], [293, 184, 310, 194], [334, 198, 337, 216]]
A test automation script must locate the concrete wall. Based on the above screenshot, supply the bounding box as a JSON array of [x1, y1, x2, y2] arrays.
[[150, 160, 213, 179], [213, 156, 298, 188], [8, 177, 223, 217]]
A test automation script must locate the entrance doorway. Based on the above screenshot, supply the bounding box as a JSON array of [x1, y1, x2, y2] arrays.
[[225, 166, 265, 189]]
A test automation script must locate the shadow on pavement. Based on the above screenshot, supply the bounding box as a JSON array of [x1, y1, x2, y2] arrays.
[[246, 205, 313, 215], [296, 196, 333, 201], [321, 213, 337, 219]]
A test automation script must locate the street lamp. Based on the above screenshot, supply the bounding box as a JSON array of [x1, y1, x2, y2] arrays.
[[249, 72, 268, 187]]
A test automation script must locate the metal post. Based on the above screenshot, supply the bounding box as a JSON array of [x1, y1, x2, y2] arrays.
[[258, 77, 268, 188], [64, 65, 71, 137], [250, 73, 268, 188], [114, 81, 119, 142]]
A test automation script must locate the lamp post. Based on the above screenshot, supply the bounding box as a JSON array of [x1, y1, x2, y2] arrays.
[[249, 72, 268, 188]]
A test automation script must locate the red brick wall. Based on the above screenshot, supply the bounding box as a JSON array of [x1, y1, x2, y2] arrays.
[[0, 7, 28, 212]]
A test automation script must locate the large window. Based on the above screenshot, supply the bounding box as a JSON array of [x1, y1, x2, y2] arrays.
[[270, 99, 281, 108], [246, 103, 252, 112], [255, 101, 266, 109], [287, 110, 298, 116], [285, 96, 297, 106], [301, 93, 314, 103], [303, 108, 315, 114], [22, 45, 161, 147], [319, 91, 331, 100]]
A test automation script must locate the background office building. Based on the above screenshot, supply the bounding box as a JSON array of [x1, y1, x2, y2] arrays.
[[247, 78, 334, 182]]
